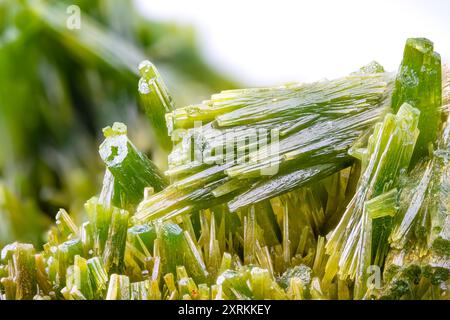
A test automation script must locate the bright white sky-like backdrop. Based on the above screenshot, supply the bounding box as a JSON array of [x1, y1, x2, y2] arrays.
[[136, 0, 450, 86]]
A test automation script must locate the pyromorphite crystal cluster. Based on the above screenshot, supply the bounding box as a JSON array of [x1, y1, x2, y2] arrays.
[[0, 38, 448, 300]]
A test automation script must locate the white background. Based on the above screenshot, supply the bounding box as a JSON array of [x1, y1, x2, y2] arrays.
[[136, 0, 450, 86]]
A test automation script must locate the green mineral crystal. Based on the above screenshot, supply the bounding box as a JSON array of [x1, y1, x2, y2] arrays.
[[0, 38, 448, 301], [133, 64, 393, 224], [391, 38, 442, 164], [99, 122, 168, 210], [324, 103, 420, 298]]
